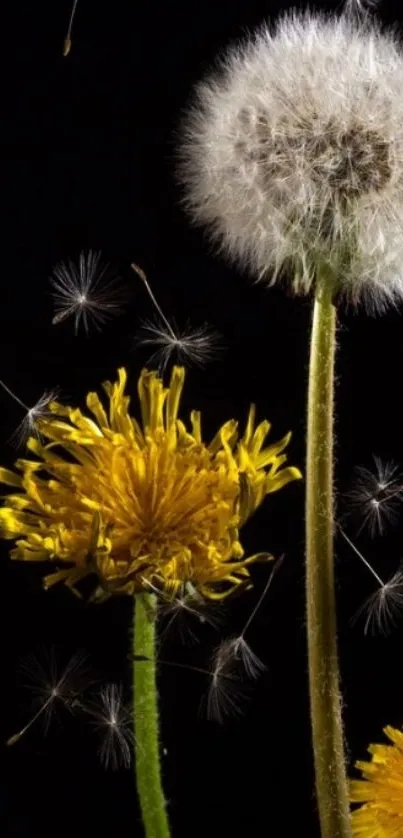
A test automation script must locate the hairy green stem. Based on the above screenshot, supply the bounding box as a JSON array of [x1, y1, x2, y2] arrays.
[[133, 593, 170, 838], [305, 281, 352, 838]]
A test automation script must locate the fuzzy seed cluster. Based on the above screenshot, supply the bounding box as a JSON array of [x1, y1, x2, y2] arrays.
[[178, 7, 403, 313]]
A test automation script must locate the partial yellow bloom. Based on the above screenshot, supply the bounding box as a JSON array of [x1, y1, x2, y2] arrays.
[[0, 366, 301, 602], [350, 725, 403, 836]]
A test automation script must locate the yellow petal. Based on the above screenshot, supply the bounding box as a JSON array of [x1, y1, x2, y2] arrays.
[[0, 468, 22, 488], [190, 410, 202, 444], [86, 391, 109, 429], [249, 420, 272, 456], [0, 509, 40, 534], [265, 465, 303, 494], [238, 472, 257, 523], [208, 419, 238, 455], [242, 404, 257, 447], [384, 725, 403, 750], [254, 430, 292, 464], [2, 495, 33, 511], [166, 367, 185, 430], [243, 552, 275, 565]]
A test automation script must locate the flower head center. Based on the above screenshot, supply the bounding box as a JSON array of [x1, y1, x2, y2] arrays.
[[311, 122, 392, 197], [235, 108, 391, 200]]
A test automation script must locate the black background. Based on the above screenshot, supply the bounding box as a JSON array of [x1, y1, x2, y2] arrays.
[[3, 1, 403, 835]]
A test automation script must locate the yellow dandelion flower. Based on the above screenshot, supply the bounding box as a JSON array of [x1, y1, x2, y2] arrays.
[[0, 366, 301, 602], [350, 725, 403, 836]]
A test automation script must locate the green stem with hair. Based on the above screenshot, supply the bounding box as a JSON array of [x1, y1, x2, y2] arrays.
[[133, 593, 171, 838], [305, 274, 352, 838]]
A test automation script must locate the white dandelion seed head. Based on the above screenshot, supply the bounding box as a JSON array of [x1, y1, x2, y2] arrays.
[[178, 6, 403, 314], [50, 250, 128, 334]]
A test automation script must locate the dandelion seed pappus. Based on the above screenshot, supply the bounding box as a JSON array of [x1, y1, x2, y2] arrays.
[[131, 263, 223, 372], [82, 683, 135, 771], [50, 250, 128, 335], [157, 580, 227, 646], [343, 456, 403, 538], [6, 648, 91, 746], [339, 526, 403, 635], [0, 379, 60, 448]]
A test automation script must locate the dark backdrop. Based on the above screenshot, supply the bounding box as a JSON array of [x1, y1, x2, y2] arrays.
[[3, 1, 403, 835]]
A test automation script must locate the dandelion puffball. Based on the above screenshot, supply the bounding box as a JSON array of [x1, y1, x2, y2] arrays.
[[177, 8, 403, 313]]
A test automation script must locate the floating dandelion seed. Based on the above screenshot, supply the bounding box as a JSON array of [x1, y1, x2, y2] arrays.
[[50, 250, 127, 335], [153, 656, 248, 724], [214, 635, 265, 681], [83, 683, 135, 770], [63, 0, 79, 56], [7, 649, 90, 746], [134, 318, 222, 374], [343, 457, 403, 538], [157, 584, 227, 647], [154, 558, 283, 722], [339, 527, 403, 635], [139, 576, 226, 646], [203, 663, 248, 724], [351, 565, 403, 636], [213, 554, 283, 680], [0, 379, 59, 448], [131, 263, 223, 373]]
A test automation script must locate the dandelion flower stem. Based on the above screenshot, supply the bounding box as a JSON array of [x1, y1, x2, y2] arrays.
[[305, 276, 352, 838], [133, 593, 170, 838]]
